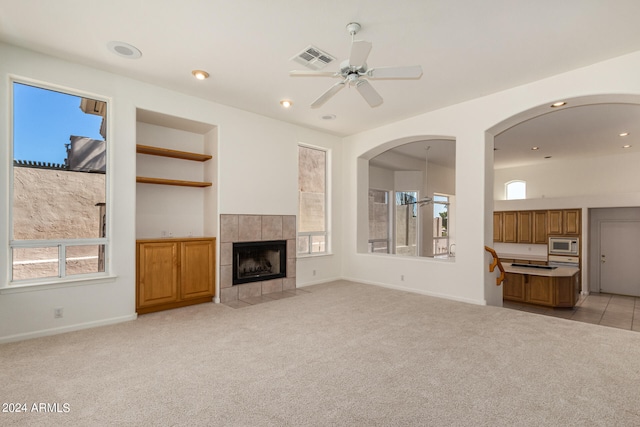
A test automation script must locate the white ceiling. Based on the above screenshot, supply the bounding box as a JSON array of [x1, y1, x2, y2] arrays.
[[2, 0, 640, 168]]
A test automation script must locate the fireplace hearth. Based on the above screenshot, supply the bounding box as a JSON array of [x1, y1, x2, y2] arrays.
[[233, 240, 286, 285]]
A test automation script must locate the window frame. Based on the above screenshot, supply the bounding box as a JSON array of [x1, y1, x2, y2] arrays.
[[6, 78, 112, 288], [297, 143, 330, 256]]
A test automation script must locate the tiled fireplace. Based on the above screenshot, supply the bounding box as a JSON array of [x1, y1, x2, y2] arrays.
[[220, 215, 296, 303]]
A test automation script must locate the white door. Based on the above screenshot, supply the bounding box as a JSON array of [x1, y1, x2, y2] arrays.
[[600, 220, 640, 296]]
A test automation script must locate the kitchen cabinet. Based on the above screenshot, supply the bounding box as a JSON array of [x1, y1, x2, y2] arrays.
[[517, 211, 533, 243], [137, 237, 215, 314], [503, 272, 525, 302], [533, 211, 548, 244], [563, 209, 581, 235], [547, 210, 563, 235], [502, 269, 579, 307], [503, 211, 518, 243], [493, 212, 503, 242]]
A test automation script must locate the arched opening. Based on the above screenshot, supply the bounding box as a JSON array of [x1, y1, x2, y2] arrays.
[[486, 93, 640, 306], [358, 136, 456, 259]]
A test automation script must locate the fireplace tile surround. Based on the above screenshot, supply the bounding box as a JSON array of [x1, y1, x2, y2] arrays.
[[220, 214, 296, 303]]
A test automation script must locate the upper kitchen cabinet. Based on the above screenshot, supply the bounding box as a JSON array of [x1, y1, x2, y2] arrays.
[[503, 211, 518, 243], [533, 211, 548, 244], [548, 209, 581, 236], [563, 209, 581, 235], [493, 212, 503, 242], [516, 211, 533, 243]]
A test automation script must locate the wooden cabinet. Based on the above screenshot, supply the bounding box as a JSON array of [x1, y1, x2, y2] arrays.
[[547, 210, 563, 235], [517, 211, 533, 243], [533, 211, 548, 244], [494, 209, 581, 243], [493, 212, 503, 242], [503, 272, 525, 302], [503, 271, 579, 307], [503, 211, 518, 243], [526, 275, 554, 306], [563, 209, 581, 235], [137, 237, 215, 314]]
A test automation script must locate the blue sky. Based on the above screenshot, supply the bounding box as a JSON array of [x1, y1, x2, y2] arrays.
[[13, 83, 104, 165]]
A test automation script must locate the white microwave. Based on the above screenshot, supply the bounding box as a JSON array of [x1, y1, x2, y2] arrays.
[[548, 237, 579, 256]]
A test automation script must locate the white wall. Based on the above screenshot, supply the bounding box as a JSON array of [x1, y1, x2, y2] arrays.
[[0, 42, 342, 342], [342, 50, 640, 306]]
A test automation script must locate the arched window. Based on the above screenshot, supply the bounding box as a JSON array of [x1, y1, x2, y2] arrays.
[[506, 180, 526, 200]]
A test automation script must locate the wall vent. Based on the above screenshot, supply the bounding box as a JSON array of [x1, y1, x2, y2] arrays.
[[291, 45, 336, 70]]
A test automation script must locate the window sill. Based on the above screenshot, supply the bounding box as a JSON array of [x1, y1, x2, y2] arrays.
[[297, 252, 334, 259], [0, 274, 117, 294]]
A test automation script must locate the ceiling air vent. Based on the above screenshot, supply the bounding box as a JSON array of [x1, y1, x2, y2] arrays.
[[291, 45, 336, 70]]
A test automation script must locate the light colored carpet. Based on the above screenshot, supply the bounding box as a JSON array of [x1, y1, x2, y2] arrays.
[[2, 280, 640, 426]]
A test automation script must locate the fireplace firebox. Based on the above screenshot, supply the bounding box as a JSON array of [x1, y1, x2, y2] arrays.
[[233, 240, 287, 285]]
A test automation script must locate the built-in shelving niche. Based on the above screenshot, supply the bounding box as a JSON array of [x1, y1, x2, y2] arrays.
[[135, 109, 217, 239]]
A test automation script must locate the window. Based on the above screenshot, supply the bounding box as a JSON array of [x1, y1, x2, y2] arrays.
[[298, 145, 328, 255], [368, 189, 390, 253], [432, 194, 449, 255], [395, 191, 418, 256], [10, 82, 108, 284], [506, 180, 526, 200]]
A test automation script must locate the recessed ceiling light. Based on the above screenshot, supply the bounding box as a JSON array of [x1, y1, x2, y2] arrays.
[[321, 114, 336, 120], [280, 99, 293, 108], [107, 41, 142, 59], [531, 146, 540, 150], [619, 132, 630, 137], [551, 101, 567, 108], [192, 70, 209, 80], [623, 144, 632, 149]]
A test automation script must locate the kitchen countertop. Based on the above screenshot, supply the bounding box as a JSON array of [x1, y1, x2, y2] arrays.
[[503, 263, 579, 277]]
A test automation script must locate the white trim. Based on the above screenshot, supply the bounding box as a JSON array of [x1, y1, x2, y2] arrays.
[[0, 313, 136, 344], [0, 274, 117, 294]]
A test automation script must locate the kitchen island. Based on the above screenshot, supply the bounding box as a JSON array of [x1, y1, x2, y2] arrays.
[[503, 263, 580, 308]]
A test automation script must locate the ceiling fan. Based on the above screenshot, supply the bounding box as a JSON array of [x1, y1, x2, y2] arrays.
[[290, 22, 423, 108]]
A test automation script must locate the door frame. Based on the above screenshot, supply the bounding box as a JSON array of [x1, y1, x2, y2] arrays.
[[589, 207, 640, 293]]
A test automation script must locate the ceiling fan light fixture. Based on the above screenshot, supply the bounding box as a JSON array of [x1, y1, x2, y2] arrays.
[[192, 70, 209, 80]]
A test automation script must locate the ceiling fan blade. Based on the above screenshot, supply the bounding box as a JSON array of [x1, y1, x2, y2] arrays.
[[355, 79, 383, 108], [290, 70, 338, 77], [349, 40, 372, 68], [367, 65, 423, 79], [310, 80, 346, 108]]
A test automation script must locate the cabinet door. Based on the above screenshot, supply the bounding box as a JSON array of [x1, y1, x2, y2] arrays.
[[503, 212, 518, 243], [547, 210, 563, 236], [563, 209, 581, 235], [554, 275, 577, 307], [517, 211, 533, 243], [503, 272, 525, 302], [526, 275, 554, 306], [180, 240, 215, 300], [533, 211, 548, 244], [493, 212, 503, 242], [138, 242, 179, 308]]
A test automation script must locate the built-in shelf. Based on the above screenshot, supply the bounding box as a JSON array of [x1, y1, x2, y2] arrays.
[[136, 177, 212, 187], [136, 144, 212, 162]]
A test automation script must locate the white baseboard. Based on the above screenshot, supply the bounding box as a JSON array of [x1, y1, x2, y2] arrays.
[[340, 275, 487, 306], [0, 314, 138, 344]]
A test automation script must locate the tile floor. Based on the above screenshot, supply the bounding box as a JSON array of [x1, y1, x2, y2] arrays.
[[504, 293, 640, 332], [223, 288, 311, 309]]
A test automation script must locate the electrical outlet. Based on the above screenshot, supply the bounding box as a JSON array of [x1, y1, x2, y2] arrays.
[[312, 270, 316, 276], [161, 230, 167, 238], [54, 307, 63, 318]]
